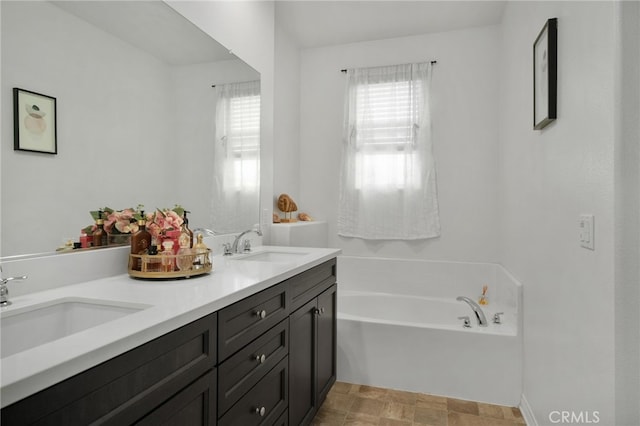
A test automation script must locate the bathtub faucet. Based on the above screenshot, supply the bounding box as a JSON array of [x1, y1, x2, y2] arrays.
[[456, 296, 488, 327]]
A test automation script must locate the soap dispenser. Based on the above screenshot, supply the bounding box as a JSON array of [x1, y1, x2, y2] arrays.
[[92, 211, 108, 247], [131, 210, 151, 271]]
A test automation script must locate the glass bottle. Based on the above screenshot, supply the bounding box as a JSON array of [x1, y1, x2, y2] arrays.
[[161, 241, 174, 272], [176, 230, 193, 272], [193, 233, 210, 270], [180, 211, 194, 248], [131, 212, 151, 271], [92, 211, 108, 247]]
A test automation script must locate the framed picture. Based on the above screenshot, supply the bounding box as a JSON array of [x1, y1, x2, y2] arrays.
[[13, 88, 57, 154], [533, 18, 557, 130]]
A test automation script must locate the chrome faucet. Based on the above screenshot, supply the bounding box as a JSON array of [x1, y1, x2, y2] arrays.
[[192, 228, 217, 236], [0, 266, 28, 307], [231, 229, 263, 253], [456, 296, 488, 327]]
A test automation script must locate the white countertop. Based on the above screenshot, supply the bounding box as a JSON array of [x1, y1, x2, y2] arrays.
[[0, 246, 340, 407]]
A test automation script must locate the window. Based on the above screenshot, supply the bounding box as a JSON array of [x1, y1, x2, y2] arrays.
[[212, 80, 260, 234], [338, 63, 440, 240], [216, 81, 260, 192], [353, 79, 423, 190]]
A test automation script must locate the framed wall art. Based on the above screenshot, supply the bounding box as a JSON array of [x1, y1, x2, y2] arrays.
[[533, 18, 557, 130], [13, 88, 57, 154]]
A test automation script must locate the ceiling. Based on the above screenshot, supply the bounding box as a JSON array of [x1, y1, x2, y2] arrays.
[[275, 0, 507, 48], [51, 1, 236, 66]]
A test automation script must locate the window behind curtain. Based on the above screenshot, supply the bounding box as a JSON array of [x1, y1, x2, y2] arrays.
[[212, 80, 260, 234], [338, 63, 440, 240], [354, 78, 423, 190], [217, 83, 260, 191]]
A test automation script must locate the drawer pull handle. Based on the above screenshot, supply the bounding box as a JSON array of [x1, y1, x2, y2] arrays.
[[255, 406, 266, 416], [255, 354, 266, 364], [314, 307, 325, 316], [255, 309, 267, 319]]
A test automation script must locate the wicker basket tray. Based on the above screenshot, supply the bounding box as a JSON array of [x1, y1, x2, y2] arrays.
[[128, 249, 212, 279]]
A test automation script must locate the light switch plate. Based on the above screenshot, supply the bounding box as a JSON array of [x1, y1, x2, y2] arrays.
[[579, 214, 595, 250]]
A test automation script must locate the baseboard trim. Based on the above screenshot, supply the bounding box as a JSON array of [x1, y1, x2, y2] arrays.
[[520, 393, 538, 426]]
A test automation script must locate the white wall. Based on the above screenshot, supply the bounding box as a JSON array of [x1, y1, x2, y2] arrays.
[[298, 26, 500, 262], [614, 1, 640, 423], [273, 24, 301, 210], [498, 2, 616, 424], [1, 1, 175, 256]]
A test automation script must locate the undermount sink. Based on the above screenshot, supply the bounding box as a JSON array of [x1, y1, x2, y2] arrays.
[[233, 251, 310, 263], [1, 298, 150, 358]]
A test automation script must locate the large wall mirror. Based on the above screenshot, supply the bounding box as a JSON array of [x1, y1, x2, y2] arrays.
[[1, 1, 261, 257]]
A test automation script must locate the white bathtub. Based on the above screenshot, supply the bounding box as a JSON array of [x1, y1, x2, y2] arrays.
[[336, 256, 523, 406]]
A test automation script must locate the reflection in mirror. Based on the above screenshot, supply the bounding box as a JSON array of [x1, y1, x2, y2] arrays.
[[212, 81, 261, 234], [0, 1, 260, 257]]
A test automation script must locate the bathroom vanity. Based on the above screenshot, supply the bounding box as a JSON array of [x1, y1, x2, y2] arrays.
[[0, 247, 339, 426]]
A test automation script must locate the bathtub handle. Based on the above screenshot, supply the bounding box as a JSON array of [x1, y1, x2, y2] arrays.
[[493, 312, 504, 324], [457, 316, 471, 328]]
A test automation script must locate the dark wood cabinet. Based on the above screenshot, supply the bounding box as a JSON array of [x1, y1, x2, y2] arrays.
[[136, 369, 217, 426], [316, 284, 337, 404], [1, 313, 217, 426], [1, 257, 337, 426], [289, 283, 337, 426], [218, 356, 288, 426], [218, 319, 289, 416]]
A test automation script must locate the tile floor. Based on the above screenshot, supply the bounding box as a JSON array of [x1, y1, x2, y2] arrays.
[[311, 382, 526, 426]]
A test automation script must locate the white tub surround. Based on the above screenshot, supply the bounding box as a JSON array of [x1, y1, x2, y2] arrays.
[[336, 256, 522, 406], [270, 221, 329, 248], [0, 246, 340, 408]]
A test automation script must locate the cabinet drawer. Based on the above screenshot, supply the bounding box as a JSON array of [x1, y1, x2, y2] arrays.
[[2, 313, 217, 425], [218, 356, 289, 426], [289, 259, 336, 311], [218, 283, 287, 361], [218, 318, 289, 416], [136, 369, 216, 426]]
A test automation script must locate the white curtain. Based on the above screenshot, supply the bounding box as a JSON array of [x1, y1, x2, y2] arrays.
[[212, 80, 260, 233], [338, 63, 440, 240]]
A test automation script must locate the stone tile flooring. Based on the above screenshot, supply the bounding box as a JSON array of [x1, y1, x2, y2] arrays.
[[311, 382, 526, 426]]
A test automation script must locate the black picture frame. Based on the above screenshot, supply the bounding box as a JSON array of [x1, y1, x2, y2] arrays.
[[533, 18, 557, 130], [13, 88, 57, 154]]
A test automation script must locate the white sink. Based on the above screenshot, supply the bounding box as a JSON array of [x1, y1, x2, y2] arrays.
[[233, 251, 309, 263], [1, 298, 150, 358]]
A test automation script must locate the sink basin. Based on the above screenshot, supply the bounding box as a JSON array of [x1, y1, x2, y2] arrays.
[[234, 251, 309, 263], [1, 298, 149, 358]]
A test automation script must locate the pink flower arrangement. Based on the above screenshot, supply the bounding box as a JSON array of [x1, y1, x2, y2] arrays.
[[146, 208, 184, 241], [83, 205, 186, 242], [105, 208, 139, 235]]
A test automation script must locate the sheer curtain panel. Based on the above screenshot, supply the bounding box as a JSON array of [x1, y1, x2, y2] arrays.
[[338, 63, 440, 240], [212, 80, 260, 233]]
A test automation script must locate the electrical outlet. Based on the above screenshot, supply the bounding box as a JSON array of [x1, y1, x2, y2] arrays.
[[579, 214, 595, 250]]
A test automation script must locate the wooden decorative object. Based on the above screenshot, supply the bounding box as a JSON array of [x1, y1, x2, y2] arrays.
[[298, 213, 313, 221], [277, 193, 298, 223], [273, 213, 281, 223]]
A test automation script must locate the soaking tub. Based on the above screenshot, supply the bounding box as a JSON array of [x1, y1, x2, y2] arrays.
[[336, 256, 522, 406]]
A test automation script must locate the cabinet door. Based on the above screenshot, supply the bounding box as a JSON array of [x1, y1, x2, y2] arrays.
[[289, 298, 317, 426], [316, 284, 337, 404]]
